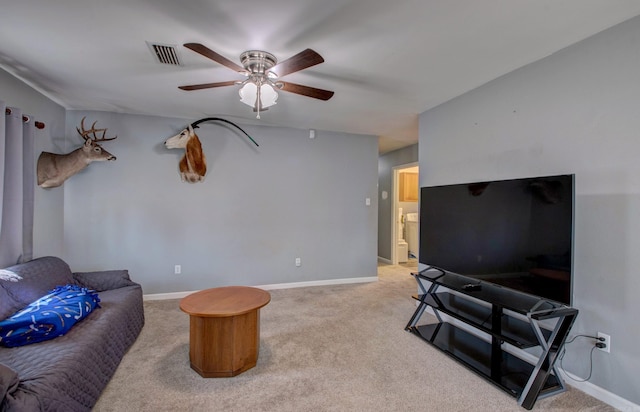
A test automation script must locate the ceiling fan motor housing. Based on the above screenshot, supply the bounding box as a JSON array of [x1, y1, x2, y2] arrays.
[[240, 50, 277, 76]]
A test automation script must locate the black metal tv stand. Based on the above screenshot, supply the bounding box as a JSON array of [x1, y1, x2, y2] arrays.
[[405, 267, 578, 410]]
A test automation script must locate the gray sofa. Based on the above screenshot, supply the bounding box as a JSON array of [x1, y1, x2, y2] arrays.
[[0, 256, 144, 411]]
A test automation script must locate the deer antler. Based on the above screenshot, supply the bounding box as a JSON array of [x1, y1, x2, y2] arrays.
[[76, 117, 117, 142]]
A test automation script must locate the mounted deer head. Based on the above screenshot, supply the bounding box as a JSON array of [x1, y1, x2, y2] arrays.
[[164, 117, 258, 183], [37, 117, 117, 188], [164, 125, 206, 183]]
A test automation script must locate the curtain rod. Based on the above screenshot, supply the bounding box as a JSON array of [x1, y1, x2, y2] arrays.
[[5, 107, 45, 129]]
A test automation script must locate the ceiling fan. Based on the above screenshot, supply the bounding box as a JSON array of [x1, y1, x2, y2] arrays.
[[179, 43, 335, 118]]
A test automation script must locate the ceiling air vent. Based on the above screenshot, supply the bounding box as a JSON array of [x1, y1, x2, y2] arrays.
[[147, 42, 182, 65]]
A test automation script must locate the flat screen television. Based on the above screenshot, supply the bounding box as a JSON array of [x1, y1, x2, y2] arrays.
[[419, 174, 574, 305]]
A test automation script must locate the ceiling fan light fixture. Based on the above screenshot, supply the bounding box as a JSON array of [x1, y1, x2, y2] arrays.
[[259, 83, 279, 107], [239, 82, 278, 108], [237, 50, 280, 118]]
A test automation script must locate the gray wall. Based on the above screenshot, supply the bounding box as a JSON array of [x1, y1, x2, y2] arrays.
[[418, 16, 640, 405], [378, 144, 418, 260], [0, 68, 66, 259], [2, 67, 379, 295], [59, 111, 378, 294]]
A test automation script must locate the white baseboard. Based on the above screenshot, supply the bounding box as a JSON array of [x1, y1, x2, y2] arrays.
[[558, 369, 640, 411], [257, 276, 378, 290], [497, 343, 638, 411], [413, 318, 639, 411], [143, 276, 378, 301], [503, 343, 638, 410], [143, 290, 199, 301]]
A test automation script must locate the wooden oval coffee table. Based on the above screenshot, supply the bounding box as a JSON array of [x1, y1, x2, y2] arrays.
[[180, 286, 271, 377]]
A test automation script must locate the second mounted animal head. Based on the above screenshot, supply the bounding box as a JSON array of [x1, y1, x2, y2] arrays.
[[164, 118, 258, 184], [164, 124, 207, 183]]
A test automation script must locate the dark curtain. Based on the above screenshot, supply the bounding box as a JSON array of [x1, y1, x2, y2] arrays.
[[0, 101, 36, 267]]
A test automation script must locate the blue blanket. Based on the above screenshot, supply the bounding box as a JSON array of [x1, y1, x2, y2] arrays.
[[0, 284, 100, 347]]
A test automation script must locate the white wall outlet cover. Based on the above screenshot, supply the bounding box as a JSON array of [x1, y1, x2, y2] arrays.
[[382, 191, 388, 200]]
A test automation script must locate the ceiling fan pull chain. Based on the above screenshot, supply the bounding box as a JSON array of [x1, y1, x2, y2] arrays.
[[256, 82, 262, 119]]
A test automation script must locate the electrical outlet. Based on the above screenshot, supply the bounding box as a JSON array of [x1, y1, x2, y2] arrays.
[[597, 332, 610, 353], [174, 265, 181, 275], [295, 258, 301, 267]]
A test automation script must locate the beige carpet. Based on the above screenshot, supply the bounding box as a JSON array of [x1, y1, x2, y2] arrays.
[[93, 264, 615, 412]]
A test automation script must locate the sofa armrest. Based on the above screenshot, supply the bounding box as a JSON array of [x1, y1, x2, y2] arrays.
[[72, 270, 137, 292], [1, 363, 40, 411], [0, 363, 19, 403]]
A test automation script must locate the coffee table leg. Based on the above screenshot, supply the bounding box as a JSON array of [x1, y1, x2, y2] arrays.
[[189, 309, 261, 377]]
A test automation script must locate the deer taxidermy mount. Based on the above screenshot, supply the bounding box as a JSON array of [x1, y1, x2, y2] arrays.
[[164, 117, 258, 184], [37, 117, 117, 188]]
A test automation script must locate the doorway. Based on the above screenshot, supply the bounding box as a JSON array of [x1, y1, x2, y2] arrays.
[[391, 163, 419, 267]]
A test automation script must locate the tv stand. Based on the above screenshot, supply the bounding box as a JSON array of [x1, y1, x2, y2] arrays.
[[405, 268, 578, 410]]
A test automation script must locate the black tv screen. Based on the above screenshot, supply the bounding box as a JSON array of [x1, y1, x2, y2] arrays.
[[419, 174, 574, 305]]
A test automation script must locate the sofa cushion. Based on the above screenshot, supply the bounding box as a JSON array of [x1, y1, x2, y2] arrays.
[[0, 285, 100, 347], [0, 361, 40, 411], [0, 363, 19, 401], [73, 269, 136, 291], [0, 257, 77, 321]]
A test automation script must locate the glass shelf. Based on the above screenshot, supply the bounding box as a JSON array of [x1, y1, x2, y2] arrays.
[[414, 269, 569, 316], [411, 293, 551, 348]]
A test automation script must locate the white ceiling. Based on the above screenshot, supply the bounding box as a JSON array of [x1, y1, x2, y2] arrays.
[[2, 1, 640, 153]]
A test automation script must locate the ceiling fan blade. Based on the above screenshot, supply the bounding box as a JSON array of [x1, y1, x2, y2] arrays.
[[178, 80, 237, 91], [278, 82, 334, 101], [184, 43, 245, 73], [272, 49, 324, 77]]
